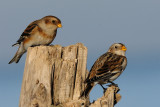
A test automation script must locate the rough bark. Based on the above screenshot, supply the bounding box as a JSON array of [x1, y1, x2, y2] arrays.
[[19, 43, 121, 107], [89, 86, 121, 107]]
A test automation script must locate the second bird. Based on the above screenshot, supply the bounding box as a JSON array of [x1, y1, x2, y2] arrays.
[[81, 43, 127, 97], [9, 15, 62, 64]]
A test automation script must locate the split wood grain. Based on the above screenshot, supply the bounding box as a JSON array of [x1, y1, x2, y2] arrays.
[[19, 43, 121, 107]]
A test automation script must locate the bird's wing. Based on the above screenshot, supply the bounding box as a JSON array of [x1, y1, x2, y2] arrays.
[[12, 21, 38, 46], [85, 52, 125, 83]]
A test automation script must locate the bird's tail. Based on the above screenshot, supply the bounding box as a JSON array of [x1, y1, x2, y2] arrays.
[[80, 83, 94, 98], [12, 42, 19, 47], [8, 44, 25, 64]]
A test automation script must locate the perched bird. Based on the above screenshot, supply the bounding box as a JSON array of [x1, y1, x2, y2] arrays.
[[81, 43, 127, 97], [9, 15, 62, 64]]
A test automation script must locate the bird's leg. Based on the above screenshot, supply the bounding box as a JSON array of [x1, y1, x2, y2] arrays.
[[31, 44, 44, 47], [40, 44, 46, 46], [100, 84, 107, 93], [31, 45, 37, 47]]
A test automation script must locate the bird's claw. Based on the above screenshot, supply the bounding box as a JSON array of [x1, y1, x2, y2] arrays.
[[107, 83, 118, 87]]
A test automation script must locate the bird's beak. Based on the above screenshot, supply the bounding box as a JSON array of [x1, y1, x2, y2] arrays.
[[121, 46, 127, 51], [57, 23, 62, 28]]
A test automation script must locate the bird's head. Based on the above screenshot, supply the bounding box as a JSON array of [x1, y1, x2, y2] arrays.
[[42, 15, 62, 29], [108, 43, 127, 56]]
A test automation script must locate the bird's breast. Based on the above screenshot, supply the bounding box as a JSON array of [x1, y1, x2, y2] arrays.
[[34, 32, 55, 45]]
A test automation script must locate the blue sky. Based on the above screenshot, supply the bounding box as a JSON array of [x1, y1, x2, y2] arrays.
[[0, 0, 160, 107]]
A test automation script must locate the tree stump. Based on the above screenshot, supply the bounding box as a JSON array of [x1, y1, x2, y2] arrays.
[[19, 43, 121, 107]]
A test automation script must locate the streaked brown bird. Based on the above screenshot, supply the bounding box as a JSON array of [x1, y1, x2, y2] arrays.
[[81, 43, 127, 97], [9, 15, 62, 64]]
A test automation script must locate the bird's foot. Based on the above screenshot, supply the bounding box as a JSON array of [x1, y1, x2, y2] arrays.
[[107, 81, 118, 87], [31, 45, 37, 47], [111, 83, 118, 87], [107, 83, 118, 87], [31, 44, 44, 47]]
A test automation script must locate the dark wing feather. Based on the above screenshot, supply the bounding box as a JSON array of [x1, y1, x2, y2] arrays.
[[12, 21, 38, 46], [17, 23, 38, 43], [88, 73, 117, 83], [86, 52, 125, 83], [97, 55, 121, 72], [85, 52, 111, 83]]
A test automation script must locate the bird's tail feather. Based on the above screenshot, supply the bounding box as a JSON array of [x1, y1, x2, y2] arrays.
[[9, 45, 25, 64], [8, 52, 23, 64], [80, 83, 94, 98], [12, 43, 19, 47]]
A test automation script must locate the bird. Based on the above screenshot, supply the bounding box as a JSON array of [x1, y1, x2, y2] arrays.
[[9, 15, 62, 64], [81, 43, 127, 98]]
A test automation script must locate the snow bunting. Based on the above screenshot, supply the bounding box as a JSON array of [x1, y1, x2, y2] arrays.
[[9, 15, 62, 64], [81, 43, 127, 97]]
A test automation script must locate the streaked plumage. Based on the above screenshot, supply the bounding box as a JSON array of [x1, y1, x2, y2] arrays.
[[81, 43, 127, 97], [9, 15, 62, 64]]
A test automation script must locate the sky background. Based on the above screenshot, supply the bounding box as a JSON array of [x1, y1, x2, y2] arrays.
[[0, 0, 160, 107]]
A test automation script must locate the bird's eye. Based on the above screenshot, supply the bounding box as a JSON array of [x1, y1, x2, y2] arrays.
[[52, 20, 56, 23], [115, 46, 118, 49]]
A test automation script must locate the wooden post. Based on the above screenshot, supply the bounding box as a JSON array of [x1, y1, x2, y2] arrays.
[[19, 43, 121, 107]]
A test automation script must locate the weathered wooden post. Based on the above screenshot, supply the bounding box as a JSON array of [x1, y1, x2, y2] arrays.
[[19, 43, 121, 107]]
